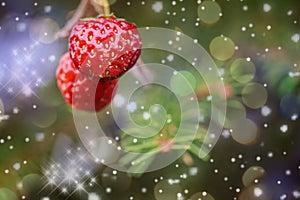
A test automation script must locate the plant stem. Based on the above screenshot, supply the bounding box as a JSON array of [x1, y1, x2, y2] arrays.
[[172, 144, 189, 150], [119, 152, 140, 165], [131, 150, 158, 165], [124, 142, 158, 152], [96, 0, 110, 16], [173, 133, 205, 143], [56, 0, 90, 39], [128, 153, 156, 176], [103, 0, 110, 16]]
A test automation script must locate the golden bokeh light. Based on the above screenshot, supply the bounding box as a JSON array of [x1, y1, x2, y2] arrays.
[[242, 83, 268, 109], [154, 179, 182, 200], [242, 166, 266, 187], [231, 118, 258, 145], [0, 188, 17, 200], [209, 36, 235, 61], [197, 1, 222, 24], [230, 58, 256, 84], [190, 191, 215, 200]]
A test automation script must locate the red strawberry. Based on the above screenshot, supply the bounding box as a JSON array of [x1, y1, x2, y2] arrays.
[[56, 52, 118, 112], [69, 15, 142, 81]]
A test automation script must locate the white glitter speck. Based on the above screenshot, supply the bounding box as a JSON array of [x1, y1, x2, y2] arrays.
[[88, 193, 100, 200], [291, 34, 300, 43], [254, 187, 263, 197], [263, 3, 271, 12], [113, 94, 125, 107], [261, 106, 271, 117], [167, 54, 174, 62], [13, 163, 21, 171], [44, 5, 52, 13], [280, 124, 288, 133], [293, 190, 300, 198], [152, 1, 163, 13], [143, 112, 151, 120], [126, 102, 137, 113]]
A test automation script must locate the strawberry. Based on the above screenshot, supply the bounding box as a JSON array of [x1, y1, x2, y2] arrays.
[[69, 15, 142, 81], [56, 52, 118, 112]]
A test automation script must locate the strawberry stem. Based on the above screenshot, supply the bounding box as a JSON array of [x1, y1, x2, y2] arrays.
[[96, 0, 110, 16], [103, 0, 110, 16]]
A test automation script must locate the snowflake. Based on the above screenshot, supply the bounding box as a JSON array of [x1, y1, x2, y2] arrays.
[[126, 102, 137, 113], [152, 1, 163, 13], [291, 34, 299, 43]]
